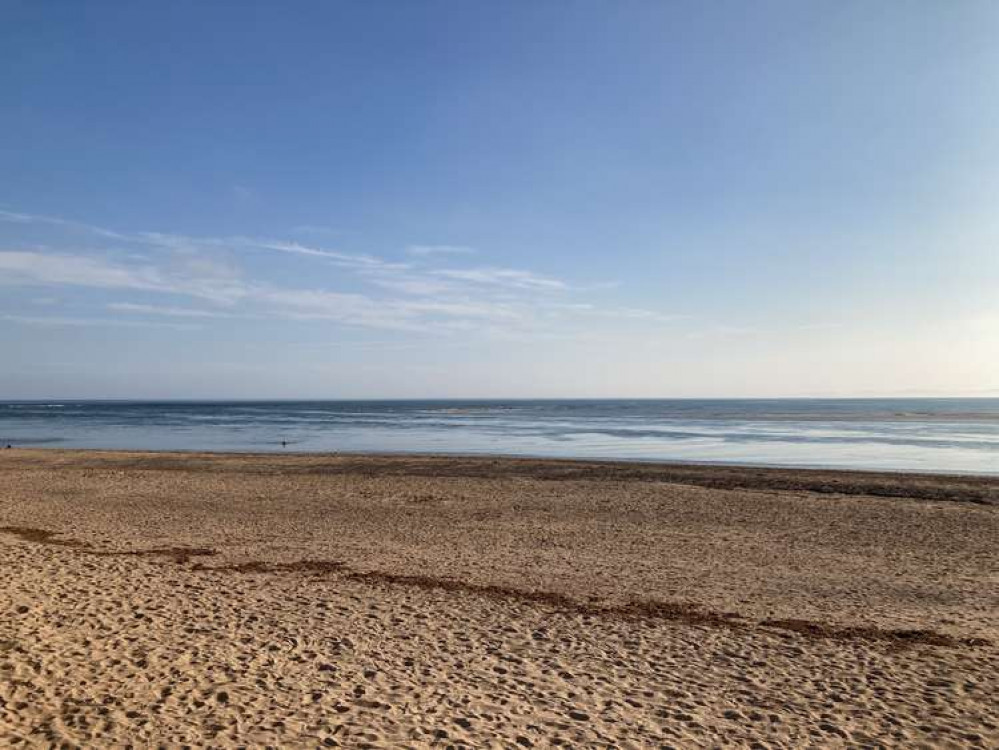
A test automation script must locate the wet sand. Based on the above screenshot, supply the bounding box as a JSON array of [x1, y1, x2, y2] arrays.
[[1, 449, 997, 747]]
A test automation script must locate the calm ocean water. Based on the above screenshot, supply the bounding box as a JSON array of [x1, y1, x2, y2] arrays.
[[1, 399, 998, 475]]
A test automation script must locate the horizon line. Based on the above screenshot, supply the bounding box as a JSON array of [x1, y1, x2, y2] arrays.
[[3, 395, 999, 403]]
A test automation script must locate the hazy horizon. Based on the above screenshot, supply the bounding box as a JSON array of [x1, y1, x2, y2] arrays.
[[3, 395, 999, 404], [3, 2, 998, 400]]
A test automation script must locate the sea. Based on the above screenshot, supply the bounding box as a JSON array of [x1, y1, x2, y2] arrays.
[[1, 399, 998, 475]]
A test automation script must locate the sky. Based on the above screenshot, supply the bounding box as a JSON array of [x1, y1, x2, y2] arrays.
[[1, 0, 998, 399]]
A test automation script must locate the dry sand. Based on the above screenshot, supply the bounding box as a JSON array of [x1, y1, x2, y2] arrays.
[[1, 449, 996, 748]]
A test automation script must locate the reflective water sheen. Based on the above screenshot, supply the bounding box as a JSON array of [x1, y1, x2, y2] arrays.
[[2, 399, 998, 475]]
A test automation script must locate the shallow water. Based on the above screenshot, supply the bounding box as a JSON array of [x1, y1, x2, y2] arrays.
[[2, 399, 998, 475]]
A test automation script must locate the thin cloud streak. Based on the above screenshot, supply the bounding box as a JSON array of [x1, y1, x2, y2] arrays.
[[434, 267, 567, 291], [406, 244, 477, 257], [0, 209, 128, 240], [1, 313, 200, 330], [107, 302, 239, 318], [254, 240, 411, 272]]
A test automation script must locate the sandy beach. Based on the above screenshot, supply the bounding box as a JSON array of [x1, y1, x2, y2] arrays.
[[1, 449, 996, 748]]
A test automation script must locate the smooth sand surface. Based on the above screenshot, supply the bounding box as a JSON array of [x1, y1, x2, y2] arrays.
[[1, 450, 997, 748]]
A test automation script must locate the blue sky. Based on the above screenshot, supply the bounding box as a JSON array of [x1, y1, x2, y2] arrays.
[[2, 1, 997, 398]]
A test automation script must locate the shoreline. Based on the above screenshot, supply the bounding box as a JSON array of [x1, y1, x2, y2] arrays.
[[6, 443, 999, 480], [6, 447, 998, 504], [5, 395, 998, 478]]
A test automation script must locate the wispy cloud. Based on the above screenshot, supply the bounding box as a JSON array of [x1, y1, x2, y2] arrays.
[[0, 209, 127, 240], [0, 250, 247, 304], [0, 313, 200, 330], [365, 274, 456, 296], [255, 287, 523, 332], [0, 209, 683, 339], [0, 251, 170, 292], [406, 244, 477, 257], [107, 302, 238, 318], [256, 240, 410, 272], [0, 213, 400, 275], [434, 267, 567, 291], [547, 302, 688, 324]]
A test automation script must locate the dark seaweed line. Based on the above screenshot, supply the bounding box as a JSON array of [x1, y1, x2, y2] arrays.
[[0, 526, 216, 563], [201, 563, 987, 650], [27, 452, 998, 505], [1, 526, 989, 650]]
